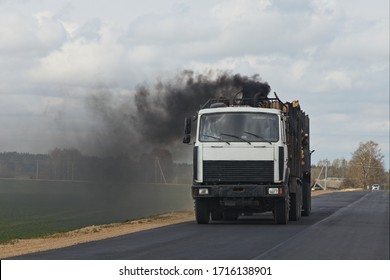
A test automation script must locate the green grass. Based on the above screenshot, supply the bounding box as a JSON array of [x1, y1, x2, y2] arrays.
[[0, 179, 192, 243]]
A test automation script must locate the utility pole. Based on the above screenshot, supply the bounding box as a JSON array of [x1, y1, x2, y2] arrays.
[[71, 162, 74, 181], [155, 157, 167, 184], [155, 158, 157, 183], [324, 160, 328, 190], [36, 160, 39, 180], [313, 160, 328, 190]]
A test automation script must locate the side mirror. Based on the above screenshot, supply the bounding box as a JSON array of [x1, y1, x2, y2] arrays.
[[183, 117, 192, 144], [184, 117, 191, 135]]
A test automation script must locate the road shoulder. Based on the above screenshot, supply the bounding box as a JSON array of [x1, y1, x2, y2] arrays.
[[0, 189, 359, 259]]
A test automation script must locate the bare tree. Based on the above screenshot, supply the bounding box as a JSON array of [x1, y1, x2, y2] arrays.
[[346, 141, 385, 188]]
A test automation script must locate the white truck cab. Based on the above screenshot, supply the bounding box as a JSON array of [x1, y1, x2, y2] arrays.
[[194, 106, 287, 185], [183, 95, 311, 225]]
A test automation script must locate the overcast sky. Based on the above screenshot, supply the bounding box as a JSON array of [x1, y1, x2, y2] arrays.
[[0, 0, 388, 167]]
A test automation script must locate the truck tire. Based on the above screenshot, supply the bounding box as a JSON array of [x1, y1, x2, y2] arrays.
[[195, 198, 210, 224], [302, 184, 311, 216], [274, 197, 289, 224], [289, 188, 302, 221]]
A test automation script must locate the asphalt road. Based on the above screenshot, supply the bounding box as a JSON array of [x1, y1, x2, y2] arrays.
[[12, 190, 390, 260]]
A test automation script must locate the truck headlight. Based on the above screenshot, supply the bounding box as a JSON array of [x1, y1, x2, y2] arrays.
[[268, 188, 279, 195], [199, 188, 209, 195]]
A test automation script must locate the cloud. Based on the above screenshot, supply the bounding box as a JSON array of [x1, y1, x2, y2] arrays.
[[30, 26, 130, 87], [0, 0, 388, 167], [210, 0, 271, 25], [72, 18, 102, 42], [326, 20, 388, 63], [0, 12, 66, 55], [324, 70, 352, 89], [204, 0, 344, 58]]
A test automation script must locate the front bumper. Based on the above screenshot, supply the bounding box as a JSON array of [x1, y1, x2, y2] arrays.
[[192, 184, 287, 198]]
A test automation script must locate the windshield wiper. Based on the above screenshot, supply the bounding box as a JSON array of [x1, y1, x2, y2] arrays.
[[243, 131, 272, 145], [202, 134, 230, 145], [220, 133, 251, 145]]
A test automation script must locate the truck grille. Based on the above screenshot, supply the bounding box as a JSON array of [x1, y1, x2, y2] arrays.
[[203, 160, 274, 183]]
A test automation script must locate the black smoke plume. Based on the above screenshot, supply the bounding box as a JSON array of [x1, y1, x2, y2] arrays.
[[132, 70, 270, 146], [87, 70, 270, 160]]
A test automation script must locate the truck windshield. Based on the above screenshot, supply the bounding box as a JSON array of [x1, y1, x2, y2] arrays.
[[199, 112, 279, 143]]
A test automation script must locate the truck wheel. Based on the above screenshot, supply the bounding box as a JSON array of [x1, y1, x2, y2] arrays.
[[302, 184, 311, 216], [195, 198, 210, 224], [274, 197, 289, 224], [289, 189, 302, 221]]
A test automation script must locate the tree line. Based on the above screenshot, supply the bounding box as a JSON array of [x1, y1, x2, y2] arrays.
[[311, 141, 388, 189], [0, 148, 192, 184], [0, 140, 387, 189]]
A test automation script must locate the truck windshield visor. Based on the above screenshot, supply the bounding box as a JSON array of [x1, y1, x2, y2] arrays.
[[199, 112, 279, 143]]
